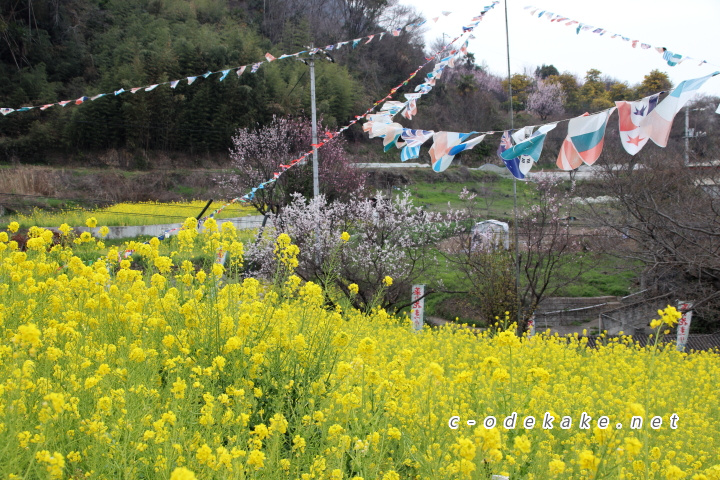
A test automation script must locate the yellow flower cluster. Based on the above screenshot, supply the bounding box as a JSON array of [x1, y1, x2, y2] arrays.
[[1, 221, 720, 479], [650, 305, 683, 329], [275, 233, 300, 269]]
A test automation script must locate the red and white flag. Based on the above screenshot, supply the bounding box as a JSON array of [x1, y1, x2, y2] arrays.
[[615, 93, 660, 155]]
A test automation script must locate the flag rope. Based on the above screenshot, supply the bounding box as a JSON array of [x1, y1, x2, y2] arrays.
[[0, 8, 467, 117], [523, 5, 718, 69], [117, 3, 502, 258]]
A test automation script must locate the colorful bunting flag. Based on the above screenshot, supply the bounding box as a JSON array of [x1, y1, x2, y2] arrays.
[[572, 108, 615, 165], [352, 38, 362, 48], [402, 93, 422, 120], [363, 116, 394, 138], [500, 123, 557, 174], [1, 108, 14, 115], [264, 53, 276, 62], [219, 69, 230, 81], [170, 80, 180, 88], [187, 76, 197, 85], [639, 72, 720, 148], [145, 84, 159, 92], [380, 101, 406, 115], [131, 87, 143, 93], [448, 134, 486, 156], [556, 108, 615, 170], [429, 132, 473, 172], [236, 66, 246, 76], [662, 49, 684, 66], [40, 104, 53, 110], [365, 35, 375, 44], [114, 88, 125, 95], [75, 97, 89, 105], [525, 5, 713, 69], [498, 131, 527, 180], [251, 63, 262, 73], [202, 71, 213, 78], [615, 93, 661, 155], [382, 124, 405, 151], [399, 129, 435, 161], [90, 94, 106, 100]]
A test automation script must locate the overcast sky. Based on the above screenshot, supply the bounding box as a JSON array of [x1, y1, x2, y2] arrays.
[[405, 0, 720, 98]]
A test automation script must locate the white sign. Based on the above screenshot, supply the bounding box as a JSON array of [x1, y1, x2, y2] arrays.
[[676, 301, 693, 351], [527, 315, 536, 338], [215, 247, 228, 266], [411, 285, 425, 331]]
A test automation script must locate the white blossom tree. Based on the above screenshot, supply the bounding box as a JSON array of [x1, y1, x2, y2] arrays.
[[244, 190, 464, 311]]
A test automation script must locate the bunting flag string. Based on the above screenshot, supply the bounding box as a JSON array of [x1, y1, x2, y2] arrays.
[[362, 71, 719, 178], [0, 8, 466, 117], [523, 5, 718, 69], [118, 7, 501, 258]]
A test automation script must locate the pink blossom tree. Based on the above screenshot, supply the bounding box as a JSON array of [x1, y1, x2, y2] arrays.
[[527, 79, 566, 120], [218, 116, 367, 215]]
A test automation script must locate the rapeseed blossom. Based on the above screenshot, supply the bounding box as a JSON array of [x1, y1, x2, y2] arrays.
[[0, 220, 719, 479]]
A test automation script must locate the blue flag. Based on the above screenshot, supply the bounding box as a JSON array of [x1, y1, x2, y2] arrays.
[[500, 123, 557, 163], [497, 131, 525, 180]]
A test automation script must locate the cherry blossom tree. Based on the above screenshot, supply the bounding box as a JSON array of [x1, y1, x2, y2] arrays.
[[527, 79, 566, 120]]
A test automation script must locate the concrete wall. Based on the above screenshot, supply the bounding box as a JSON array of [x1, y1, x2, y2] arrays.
[[534, 296, 621, 327], [599, 296, 671, 335], [45, 215, 266, 240]]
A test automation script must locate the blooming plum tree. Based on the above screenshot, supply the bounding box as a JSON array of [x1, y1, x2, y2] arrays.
[[219, 116, 366, 215]]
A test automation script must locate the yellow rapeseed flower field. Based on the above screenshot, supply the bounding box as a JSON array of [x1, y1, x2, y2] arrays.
[[10, 200, 257, 229], [1, 221, 720, 479]]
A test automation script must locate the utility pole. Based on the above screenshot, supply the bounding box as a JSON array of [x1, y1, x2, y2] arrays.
[[685, 105, 690, 166], [684, 106, 707, 166], [309, 47, 319, 198], [504, 0, 521, 329]]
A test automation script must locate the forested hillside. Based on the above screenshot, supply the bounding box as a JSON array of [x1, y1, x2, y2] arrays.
[[0, 0, 427, 162], [1, 0, 718, 165]]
